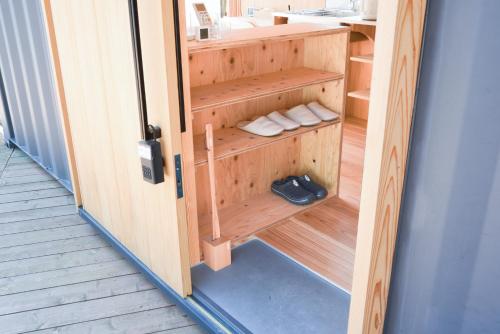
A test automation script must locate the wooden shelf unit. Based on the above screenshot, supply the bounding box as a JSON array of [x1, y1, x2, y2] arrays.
[[185, 23, 350, 265], [348, 89, 370, 101], [350, 54, 373, 64], [191, 68, 343, 112], [199, 191, 334, 244], [187, 23, 350, 53], [193, 119, 340, 166], [346, 26, 375, 120]]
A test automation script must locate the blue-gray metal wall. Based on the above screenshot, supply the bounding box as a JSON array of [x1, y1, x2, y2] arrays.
[[386, 0, 500, 333], [0, 0, 71, 190]]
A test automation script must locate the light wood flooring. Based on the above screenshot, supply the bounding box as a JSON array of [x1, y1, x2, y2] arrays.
[[258, 117, 367, 292], [0, 142, 204, 334]]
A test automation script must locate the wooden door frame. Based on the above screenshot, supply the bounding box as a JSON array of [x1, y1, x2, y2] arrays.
[[43, 0, 427, 331], [349, 0, 427, 333]]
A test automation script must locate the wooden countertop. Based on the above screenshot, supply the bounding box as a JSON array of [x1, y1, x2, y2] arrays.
[[273, 12, 377, 27], [187, 23, 350, 54]]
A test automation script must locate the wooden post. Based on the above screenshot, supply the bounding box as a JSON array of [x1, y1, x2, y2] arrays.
[[202, 124, 231, 271]]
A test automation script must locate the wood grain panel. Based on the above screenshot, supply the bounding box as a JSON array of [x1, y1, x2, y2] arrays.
[[198, 192, 334, 245], [188, 39, 304, 88], [190, 67, 343, 111], [45, 0, 191, 296], [349, 0, 428, 333], [177, 0, 201, 265], [299, 123, 342, 191], [193, 120, 340, 165], [187, 23, 348, 53], [195, 135, 302, 215], [191, 91, 303, 135]]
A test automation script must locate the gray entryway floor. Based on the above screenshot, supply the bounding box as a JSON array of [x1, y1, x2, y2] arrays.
[[0, 141, 204, 334], [192, 239, 350, 334]]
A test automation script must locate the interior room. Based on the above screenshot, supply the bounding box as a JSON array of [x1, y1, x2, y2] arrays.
[[183, 0, 375, 331]]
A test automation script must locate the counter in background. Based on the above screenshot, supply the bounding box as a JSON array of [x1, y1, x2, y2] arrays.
[[273, 11, 377, 26]]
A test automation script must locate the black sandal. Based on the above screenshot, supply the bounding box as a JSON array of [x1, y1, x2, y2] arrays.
[[286, 175, 328, 200], [271, 178, 316, 205]]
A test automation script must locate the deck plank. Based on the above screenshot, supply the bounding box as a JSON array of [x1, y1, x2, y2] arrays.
[[31, 307, 199, 334], [0, 195, 75, 213], [0, 215, 83, 236], [0, 205, 77, 223], [0, 260, 137, 296], [3, 161, 39, 170], [0, 235, 106, 262], [0, 187, 69, 204], [0, 224, 97, 248], [0, 173, 54, 186], [2, 166, 46, 178], [154, 326, 206, 334], [0, 180, 63, 195], [0, 273, 153, 315], [0, 145, 205, 333], [0, 246, 119, 278], [0, 289, 171, 334]]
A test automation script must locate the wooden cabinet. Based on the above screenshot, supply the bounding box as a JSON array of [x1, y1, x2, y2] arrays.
[[346, 24, 376, 120]]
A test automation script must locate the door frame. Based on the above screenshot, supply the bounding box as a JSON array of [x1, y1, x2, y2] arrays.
[[349, 0, 428, 332], [43, 0, 428, 332]]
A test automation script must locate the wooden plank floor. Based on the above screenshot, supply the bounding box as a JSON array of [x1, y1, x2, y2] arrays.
[[0, 143, 205, 334], [258, 117, 367, 292]]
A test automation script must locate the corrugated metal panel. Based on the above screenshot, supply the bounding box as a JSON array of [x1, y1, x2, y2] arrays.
[[0, 66, 14, 144], [0, 0, 71, 190], [386, 0, 500, 333]]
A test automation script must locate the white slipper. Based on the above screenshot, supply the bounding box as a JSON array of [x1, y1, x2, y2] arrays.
[[237, 116, 284, 137], [307, 101, 339, 121], [267, 111, 300, 131], [285, 104, 322, 126]]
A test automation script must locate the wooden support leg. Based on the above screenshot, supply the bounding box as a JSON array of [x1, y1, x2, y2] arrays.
[[202, 236, 231, 271], [202, 124, 231, 271]]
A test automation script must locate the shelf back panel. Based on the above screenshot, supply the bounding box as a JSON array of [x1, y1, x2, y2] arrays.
[[189, 39, 304, 88]]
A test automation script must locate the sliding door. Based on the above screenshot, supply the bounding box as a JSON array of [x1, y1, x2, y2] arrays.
[[44, 0, 191, 296]]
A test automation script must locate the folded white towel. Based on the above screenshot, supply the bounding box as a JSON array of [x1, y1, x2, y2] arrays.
[[237, 116, 284, 137], [307, 101, 339, 121], [267, 111, 300, 131], [285, 104, 322, 126]]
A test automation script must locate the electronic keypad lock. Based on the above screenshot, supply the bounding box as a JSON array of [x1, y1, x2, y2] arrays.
[[138, 126, 164, 184]]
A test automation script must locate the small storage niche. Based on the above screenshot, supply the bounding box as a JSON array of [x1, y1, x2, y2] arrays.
[[186, 23, 350, 256]]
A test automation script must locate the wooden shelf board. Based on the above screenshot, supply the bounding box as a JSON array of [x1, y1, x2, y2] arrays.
[[199, 191, 335, 244], [350, 54, 373, 64], [190, 67, 344, 112], [348, 89, 370, 101], [187, 23, 350, 54], [193, 119, 340, 166]]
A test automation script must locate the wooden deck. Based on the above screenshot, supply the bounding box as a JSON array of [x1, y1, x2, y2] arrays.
[[0, 142, 204, 334]]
